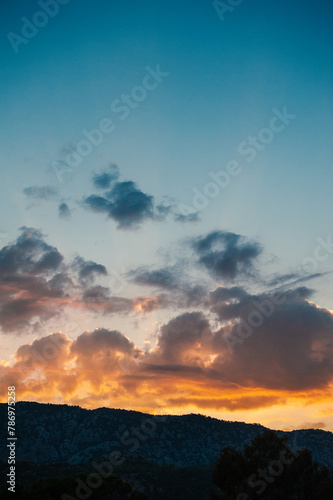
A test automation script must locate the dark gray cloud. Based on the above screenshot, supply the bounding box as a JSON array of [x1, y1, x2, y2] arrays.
[[202, 285, 333, 391], [0, 228, 128, 332], [84, 180, 156, 229], [143, 363, 203, 374], [192, 231, 262, 280], [23, 186, 58, 200], [265, 272, 301, 287], [266, 271, 327, 288], [218, 294, 333, 391], [81, 285, 111, 302], [0, 228, 68, 331], [92, 164, 119, 189], [3, 271, 333, 401], [209, 285, 248, 304], [0, 227, 63, 276], [129, 263, 208, 310], [58, 203, 71, 219], [4, 225, 332, 397], [208, 285, 313, 321], [72, 256, 108, 285], [0, 297, 53, 332], [81, 287, 134, 314], [174, 212, 200, 223], [84, 166, 198, 229], [147, 311, 213, 366], [140, 289, 333, 391], [130, 266, 181, 290], [0, 227, 183, 333]]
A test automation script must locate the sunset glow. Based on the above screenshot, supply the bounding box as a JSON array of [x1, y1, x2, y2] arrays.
[[1, 0, 333, 442]]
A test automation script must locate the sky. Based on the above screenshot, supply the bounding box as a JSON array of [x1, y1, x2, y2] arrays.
[[0, 0, 333, 432]]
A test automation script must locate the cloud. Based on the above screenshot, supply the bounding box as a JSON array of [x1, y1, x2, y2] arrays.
[[0, 228, 147, 332], [25, 166, 198, 227], [130, 266, 182, 290], [298, 422, 326, 430], [71, 328, 140, 361], [0, 298, 54, 332], [0, 227, 63, 276], [192, 231, 262, 280], [0, 227, 177, 332], [0, 328, 143, 403], [0, 228, 70, 332], [133, 289, 333, 395], [92, 164, 119, 189], [129, 264, 208, 309], [128, 232, 267, 308], [1, 226, 333, 417], [23, 186, 58, 200], [1, 296, 333, 414], [58, 203, 71, 219], [209, 285, 248, 304], [165, 395, 283, 411], [72, 256, 108, 285], [207, 285, 313, 321], [174, 212, 200, 223], [266, 271, 328, 288], [208, 287, 333, 391], [81, 285, 111, 301], [83, 180, 156, 229], [15, 332, 71, 368], [84, 166, 198, 229], [132, 294, 171, 314], [146, 312, 213, 367], [0, 227, 176, 332]]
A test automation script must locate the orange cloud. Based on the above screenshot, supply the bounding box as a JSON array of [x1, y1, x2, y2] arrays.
[[0, 228, 171, 335], [1, 315, 333, 432]]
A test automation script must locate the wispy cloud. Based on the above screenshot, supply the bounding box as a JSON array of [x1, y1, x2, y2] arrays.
[[58, 202, 71, 219], [23, 186, 58, 201]]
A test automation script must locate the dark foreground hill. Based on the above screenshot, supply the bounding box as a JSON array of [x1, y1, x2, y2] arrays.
[[1, 402, 333, 470]]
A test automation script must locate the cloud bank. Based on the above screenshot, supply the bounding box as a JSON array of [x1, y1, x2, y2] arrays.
[[1, 291, 333, 412], [1, 227, 332, 421]]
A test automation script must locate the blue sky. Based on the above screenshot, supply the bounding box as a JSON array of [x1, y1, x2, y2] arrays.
[[1, 0, 333, 430]]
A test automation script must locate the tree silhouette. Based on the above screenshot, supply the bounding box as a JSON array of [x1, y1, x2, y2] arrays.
[[211, 429, 333, 499], [0, 473, 150, 500]]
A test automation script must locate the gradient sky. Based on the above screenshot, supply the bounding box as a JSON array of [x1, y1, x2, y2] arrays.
[[1, 0, 333, 432]]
